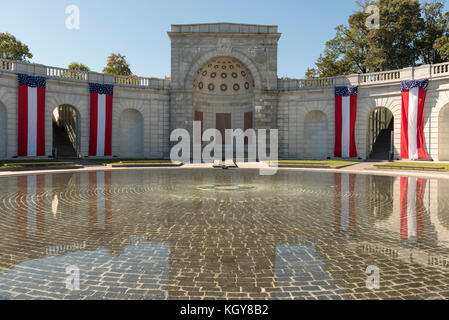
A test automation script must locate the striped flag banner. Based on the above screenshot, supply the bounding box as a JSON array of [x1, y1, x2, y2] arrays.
[[400, 79, 429, 160], [89, 83, 113, 156], [17, 175, 46, 239], [17, 74, 46, 157], [334, 86, 358, 158], [89, 171, 112, 230], [334, 173, 356, 232], [400, 177, 425, 244]]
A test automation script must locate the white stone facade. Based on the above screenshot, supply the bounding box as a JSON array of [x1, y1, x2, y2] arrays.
[[0, 23, 449, 160]]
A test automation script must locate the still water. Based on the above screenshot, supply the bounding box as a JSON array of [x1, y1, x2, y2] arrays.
[[0, 169, 448, 300]]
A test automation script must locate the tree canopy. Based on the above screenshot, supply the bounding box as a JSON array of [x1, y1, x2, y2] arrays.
[[68, 62, 90, 72], [102, 53, 132, 76], [0, 33, 33, 61], [306, 0, 449, 78]]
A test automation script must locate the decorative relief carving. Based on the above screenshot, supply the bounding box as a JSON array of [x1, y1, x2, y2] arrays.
[[217, 38, 232, 55]]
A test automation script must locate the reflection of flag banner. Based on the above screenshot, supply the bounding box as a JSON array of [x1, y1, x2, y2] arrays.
[[334, 173, 356, 232], [17, 175, 45, 239], [334, 86, 358, 158], [89, 171, 112, 229], [17, 74, 46, 157], [88, 83, 113, 156], [400, 177, 425, 243], [401, 79, 429, 160]]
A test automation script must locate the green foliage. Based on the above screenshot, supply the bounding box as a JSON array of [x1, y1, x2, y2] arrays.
[[306, 0, 449, 77], [102, 53, 132, 76], [68, 62, 90, 72], [0, 32, 32, 61], [434, 35, 449, 60]]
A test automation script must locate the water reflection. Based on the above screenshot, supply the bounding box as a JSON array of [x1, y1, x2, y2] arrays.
[[0, 170, 448, 300]]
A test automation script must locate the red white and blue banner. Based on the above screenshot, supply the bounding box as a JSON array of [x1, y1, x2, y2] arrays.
[[334, 86, 358, 158], [334, 173, 356, 233], [18, 74, 46, 157], [401, 79, 429, 160], [17, 175, 46, 239], [400, 177, 425, 244], [89, 83, 113, 157], [89, 171, 112, 230]]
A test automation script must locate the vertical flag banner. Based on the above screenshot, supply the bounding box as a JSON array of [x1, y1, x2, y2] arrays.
[[89, 83, 113, 156], [17, 175, 46, 240], [334, 173, 356, 233], [17, 74, 46, 157], [89, 171, 112, 230], [401, 79, 429, 160], [334, 86, 358, 158], [400, 177, 425, 244]]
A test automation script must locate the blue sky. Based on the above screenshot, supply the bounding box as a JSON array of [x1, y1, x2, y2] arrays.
[[1, 0, 447, 79]]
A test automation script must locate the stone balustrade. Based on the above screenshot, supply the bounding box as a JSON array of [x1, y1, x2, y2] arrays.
[[359, 70, 401, 84], [433, 62, 449, 77], [1, 58, 448, 92], [278, 63, 449, 91], [0, 60, 170, 90], [0, 59, 15, 72], [46, 66, 88, 81], [114, 75, 170, 90]]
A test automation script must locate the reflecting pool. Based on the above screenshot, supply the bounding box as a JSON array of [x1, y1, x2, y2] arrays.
[[0, 169, 449, 300]]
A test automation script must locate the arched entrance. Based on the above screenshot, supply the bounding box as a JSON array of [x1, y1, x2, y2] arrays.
[[52, 105, 80, 159], [303, 110, 328, 159], [0, 102, 7, 158], [368, 107, 394, 160], [439, 104, 449, 160], [192, 56, 255, 159], [119, 109, 144, 158]]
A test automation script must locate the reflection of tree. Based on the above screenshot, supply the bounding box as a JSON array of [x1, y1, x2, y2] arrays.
[[368, 175, 393, 220]]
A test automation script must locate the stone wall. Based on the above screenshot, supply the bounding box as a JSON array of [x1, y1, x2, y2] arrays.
[[0, 73, 170, 159], [1, 24, 449, 161], [278, 76, 449, 161]]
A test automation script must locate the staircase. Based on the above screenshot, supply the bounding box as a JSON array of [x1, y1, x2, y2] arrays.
[[53, 125, 78, 159], [370, 129, 391, 160]]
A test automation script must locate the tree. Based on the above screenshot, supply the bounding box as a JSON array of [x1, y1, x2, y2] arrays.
[[435, 35, 449, 60], [306, 0, 448, 77], [68, 62, 90, 72], [0, 33, 32, 61], [102, 53, 132, 76], [415, 1, 449, 64], [366, 0, 424, 71]]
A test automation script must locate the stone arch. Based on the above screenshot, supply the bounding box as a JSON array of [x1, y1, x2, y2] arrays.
[[358, 97, 401, 159], [46, 91, 90, 157], [303, 110, 328, 159], [118, 108, 144, 158], [438, 103, 449, 160], [0, 101, 7, 158], [51, 104, 81, 158], [184, 49, 263, 91], [365, 107, 394, 160], [192, 57, 255, 153]]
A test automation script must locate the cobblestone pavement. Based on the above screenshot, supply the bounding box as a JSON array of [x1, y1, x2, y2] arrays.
[[0, 169, 449, 300]]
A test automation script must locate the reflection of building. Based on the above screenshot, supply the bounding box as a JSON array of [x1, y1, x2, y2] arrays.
[[1, 24, 449, 161], [2, 171, 449, 299]]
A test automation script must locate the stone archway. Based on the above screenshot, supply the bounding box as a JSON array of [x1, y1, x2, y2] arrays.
[[193, 56, 255, 158], [52, 105, 80, 158], [303, 110, 328, 159], [367, 107, 394, 160], [0, 101, 7, 158], [439, 104, 449, 161], [119, 109, 144, 158]]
